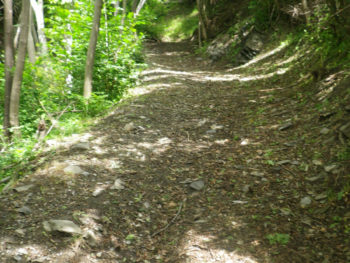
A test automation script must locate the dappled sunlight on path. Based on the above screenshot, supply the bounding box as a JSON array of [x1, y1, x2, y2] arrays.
[[1, 41, 347, 262]]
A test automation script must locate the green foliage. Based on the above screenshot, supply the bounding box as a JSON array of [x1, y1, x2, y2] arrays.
[[0, 0, 146, 185], [266, 233, 290, 245], [138, 0, 198, 41]]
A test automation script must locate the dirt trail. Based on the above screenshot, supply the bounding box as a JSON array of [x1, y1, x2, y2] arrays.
[[0, 42, 348, 262]]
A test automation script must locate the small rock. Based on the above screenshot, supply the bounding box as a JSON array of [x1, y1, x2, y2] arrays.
[[251, 171, 264, 177], [320, 128, 330, 135], [92, 187, 105, 197], [189, 180, 205, 191], [124, 122, 136, 132], [32, 257, 46, 263], [96, 252, 102, 258], [110, 179, 125, 190], [240, 139, 250, 145], [276, 160, 291, 165], [279, 122, 293, 131], [71, 142, 90, 151], [18, 206, 32, 215], [340, 122, 350, 138], [324, 164, 338, 172], [143, 201, 151, 209], [14, 184, 34, 193], [284, 141, 297, 147], [315, 193, 328, 201], [242, 185, 252, 194], [312, 160, 323, 166], [300, 197, 312, 208], [15, 229, 26, 236], [43, 219, 82, 235], [13, 255, 25, 263], [84, 230, 98, 247], [206, 129, 216, 134], [64, 165, 85, 175], [305, 174, 324, 182]]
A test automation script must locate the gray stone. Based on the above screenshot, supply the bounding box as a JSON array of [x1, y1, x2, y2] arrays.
[[32, 258, 46, 263], [18, 206, 32, 215], [320, 128, 330, 135], [251, 171, 264, 177], [64, 165, 85, 175], [143, 201, 151, 209], [312, 160, 323, 166], [324, 164, 338, 172], [71, 142, 90, 151], [43, 219, 82, 235], [242, 185, 252, 194], [245, 32, 264, 51], [15, 229, 26, 236], [124, 122, 136, 132], [300, 196, 312, 208], [84, 230, 98, 247], [206, 129, 216, 134], [305, 174, 324, 182], [315, 193, 328, 201], [14, 184, 34, 193], [190, 180, 205, 191], [276, 160, 291, 165], [92, 187, 105, 197], [340, 122, 350, 138], [279, 122, 293, 131], [110, 179, 125, 190]]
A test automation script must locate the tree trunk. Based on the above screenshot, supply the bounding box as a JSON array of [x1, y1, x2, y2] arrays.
[[134, 0, 146, 17], [9, 0, 31, 138], [302, 0, 311, 23], [4, 0, 15, 140], [132, 0, 138, 13], [196, 0, 207, 44], [120, 0, 127, 32], [27, 8, 36, 64], [113, 0, 120, 16], [30, 0, 48, 55], [83, 0, 103, 99]]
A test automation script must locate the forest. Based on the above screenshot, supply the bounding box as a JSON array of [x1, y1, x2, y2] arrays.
[[0, 0, 350, 262]]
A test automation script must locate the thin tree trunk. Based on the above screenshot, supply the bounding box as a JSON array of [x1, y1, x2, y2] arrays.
[[113, 0, 120, 16], [121, 0, 127, 31], [196, 0, 207, 42], [27, 8, 36, 64], [132, 0, 138, 13], [83, 0, 103, 99], [30, 0, 48, 55], [4, 0, 15, 140], [302, 0, 311, 23], [9, 0, 31, 138], [134, 0, 146, 17]]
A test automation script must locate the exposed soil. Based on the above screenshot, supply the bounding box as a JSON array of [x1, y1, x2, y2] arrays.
[[0, 41, 349, 263]]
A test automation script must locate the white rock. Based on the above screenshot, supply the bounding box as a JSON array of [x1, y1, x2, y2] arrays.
[[64, 165, 85, 175], [43, 220, 82, 235], [324, 164, 338, 172], [124, 122, 136, 132], [300, 197, 312, 208], [320, 128, 330, 135], [190, 180, 205, 191], [14, 184, 34, 193], [71, 142, 90, 151], [110, 179, 125, 190]]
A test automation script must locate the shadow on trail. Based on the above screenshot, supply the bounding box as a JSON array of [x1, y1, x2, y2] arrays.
[[0, 41, 341, 262]]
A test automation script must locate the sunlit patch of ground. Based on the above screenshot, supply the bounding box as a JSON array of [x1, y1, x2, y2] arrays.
[[180, 230, 258, 263]]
